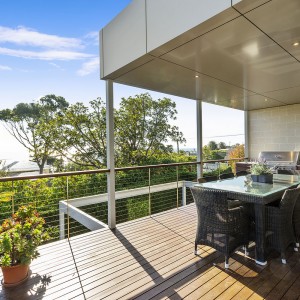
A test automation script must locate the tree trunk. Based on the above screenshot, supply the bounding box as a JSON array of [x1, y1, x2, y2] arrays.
[[38, 162, 45, 174]]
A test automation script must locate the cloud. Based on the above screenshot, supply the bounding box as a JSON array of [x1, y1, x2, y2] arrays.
[[77, 57, 99, 76], [49, 62, 64, 71], [0, 26, 83, 49], [0, 65, 12, 71], [84, 31, 99, 46], [0, 47, 93, 60]]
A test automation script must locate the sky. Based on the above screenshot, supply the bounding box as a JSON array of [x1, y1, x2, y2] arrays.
[[0, 0, 244, 161]]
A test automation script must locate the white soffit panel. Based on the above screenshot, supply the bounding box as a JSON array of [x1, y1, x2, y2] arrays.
[[161, 15, 300, 94], [244, 94, 283, 111], [232, 0, 271, 14], [116, 58, 255, 104], [146, 0, 233, 55], [262, 86, 300, 106], [245, 0, 300, 61], [102, 0, 147, 77]]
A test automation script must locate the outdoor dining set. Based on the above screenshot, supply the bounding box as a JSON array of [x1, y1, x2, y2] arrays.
[[191, 172, 300, 269]]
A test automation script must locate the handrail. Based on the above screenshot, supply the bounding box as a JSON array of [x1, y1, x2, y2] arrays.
[[0, 168, 110, 182], [115, 157, 247, 171], [0, 157, 247, 182]]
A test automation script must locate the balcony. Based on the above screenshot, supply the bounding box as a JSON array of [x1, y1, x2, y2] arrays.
[[1, 204, 300, 299], [1, 160, 300, 299]]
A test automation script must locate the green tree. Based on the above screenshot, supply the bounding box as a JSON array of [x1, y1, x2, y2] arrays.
[[218, 141, 227, 149], [0, 95, 69, 173], [115, 93, 186, 165], [53, 98, 107, 169], [207, 140, 218, 150], [56, 93, 186, 168]]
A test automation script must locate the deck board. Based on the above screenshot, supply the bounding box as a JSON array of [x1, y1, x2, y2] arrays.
[[0, 203, 300, 299]]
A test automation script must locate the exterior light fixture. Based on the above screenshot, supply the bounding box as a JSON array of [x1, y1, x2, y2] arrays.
[[195, 75, 199, 78], [293, 42, 299, 46]]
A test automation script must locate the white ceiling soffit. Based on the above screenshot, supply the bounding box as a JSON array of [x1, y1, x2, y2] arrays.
[[101, 0, 300, 111]]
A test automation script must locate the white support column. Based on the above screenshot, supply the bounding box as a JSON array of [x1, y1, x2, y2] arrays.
[[59, 202, 65, 240], [106, 80, 116, 229], [244, 110, 249, 160], [196, 100, 203, 178]]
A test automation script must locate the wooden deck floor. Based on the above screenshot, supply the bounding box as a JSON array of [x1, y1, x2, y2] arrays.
[[1, 204, 300, 299]]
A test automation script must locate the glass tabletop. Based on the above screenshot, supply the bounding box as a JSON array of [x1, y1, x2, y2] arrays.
[[194, 174, 300, 197]]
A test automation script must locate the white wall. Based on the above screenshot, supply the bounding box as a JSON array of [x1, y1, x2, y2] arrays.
[[249, 104, 300, 159]]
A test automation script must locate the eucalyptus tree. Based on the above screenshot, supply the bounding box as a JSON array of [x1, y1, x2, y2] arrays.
[[115, 93, 186, 165], [57, 93, 186, 168], [0, 95, 69, 173], [53, 98, 107, 169]]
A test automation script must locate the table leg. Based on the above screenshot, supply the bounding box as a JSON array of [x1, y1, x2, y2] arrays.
[[254, 203, 267, 265]]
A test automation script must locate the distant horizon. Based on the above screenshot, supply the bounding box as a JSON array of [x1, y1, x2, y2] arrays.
[[0, 140, 245, 163]]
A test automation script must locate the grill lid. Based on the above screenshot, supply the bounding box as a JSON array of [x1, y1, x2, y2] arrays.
[[258, 151, 300, 166]]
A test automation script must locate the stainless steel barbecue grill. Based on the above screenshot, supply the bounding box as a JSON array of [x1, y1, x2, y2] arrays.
[[236, 151, 300, 174], [258, 151, 300, 171]]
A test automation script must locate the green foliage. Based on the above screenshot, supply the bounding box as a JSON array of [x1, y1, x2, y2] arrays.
[[0, 205, 50, 267], [218, 142, 227, 149], [43, 93, 186, 169], [115, 93, 186, 165], [207, 141, 218, 150], [53, 98, 107, 169], [250, 162, 273, 175], [0, 95, 69, 174], [202, 146, 227, 161], [203, 164, 232, 177]]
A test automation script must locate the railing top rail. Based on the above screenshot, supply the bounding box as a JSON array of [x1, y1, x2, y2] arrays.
[[0, 168, 110, 182], [0, 157, 247, 182], [115, 157, 247, 172]]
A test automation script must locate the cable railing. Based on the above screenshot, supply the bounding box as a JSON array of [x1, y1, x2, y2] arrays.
[[0, 157, 246, 243]]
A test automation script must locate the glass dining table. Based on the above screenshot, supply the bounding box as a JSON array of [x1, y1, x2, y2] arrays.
[[194, 174, 300, 265]]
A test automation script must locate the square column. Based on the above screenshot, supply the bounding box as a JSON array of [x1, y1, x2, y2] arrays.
[[106, 80, 116, 229]]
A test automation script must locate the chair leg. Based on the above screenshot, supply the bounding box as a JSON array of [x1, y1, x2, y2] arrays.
[[225, 256, 229, 269], [194, 242, 197, 255], [244, 245, 249, 256], [281, 253, 287, 264], [294, 242, 298, 252]]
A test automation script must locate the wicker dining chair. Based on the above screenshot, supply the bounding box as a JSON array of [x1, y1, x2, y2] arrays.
[[190, 187, 250, 269], [265, 187, 300, 264], [220, 172, 235, 180], [293, 185, 300, 247]]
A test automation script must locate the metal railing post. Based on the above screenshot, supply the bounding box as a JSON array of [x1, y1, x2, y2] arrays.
[[11, 181, 14, 215], [67, 176, 70, 239], [182, 181, 186, 206], [148, 168, 151, 216], [176, 166, 179, 208]]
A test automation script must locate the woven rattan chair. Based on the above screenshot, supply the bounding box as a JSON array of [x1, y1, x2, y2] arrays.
[[220, 172, 235, 180], [190, 187, 250, 269], [265, 187, 300, 264], [293, 185, 300, 247]]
